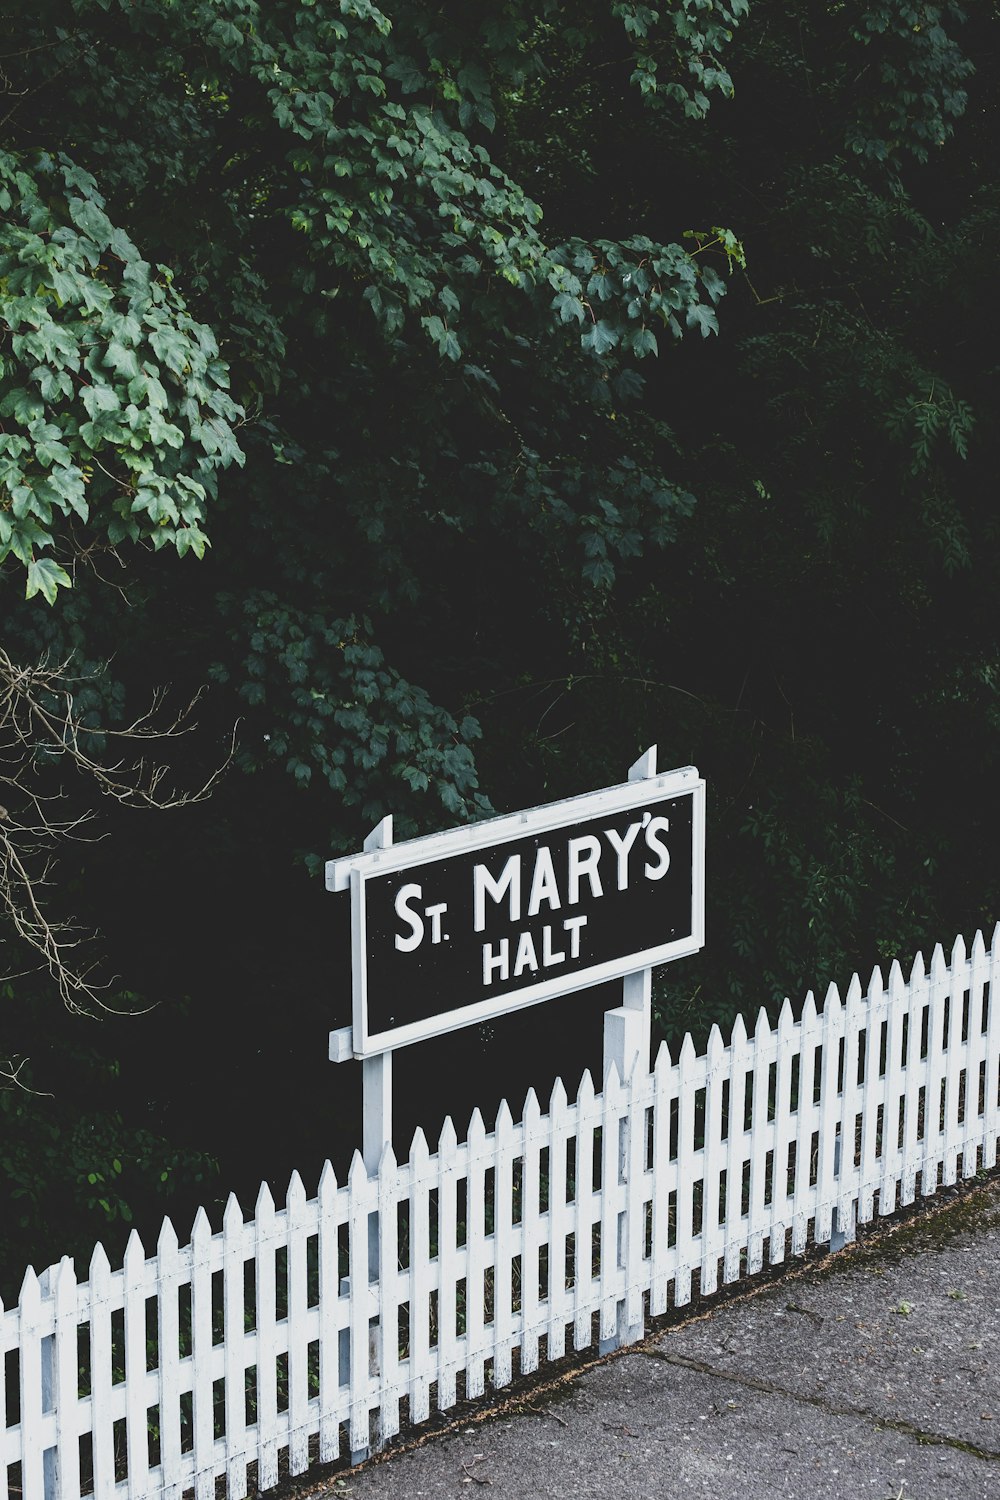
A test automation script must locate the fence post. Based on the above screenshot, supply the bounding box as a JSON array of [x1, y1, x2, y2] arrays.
[[599, 747, 657, 1355]]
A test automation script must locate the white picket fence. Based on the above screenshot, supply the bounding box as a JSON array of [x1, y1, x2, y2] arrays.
[[3, 927, 1000, 1500]]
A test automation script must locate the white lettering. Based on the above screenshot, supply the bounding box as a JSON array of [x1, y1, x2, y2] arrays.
[[644, 816, 671, 880], [603, 821, 642, 891], [482, 938, 510, 985], [473, 855, 521, 932], [563, 913, 588, 959], [527, 845, 561, 917], [567, 835, 603, 905], [394, 883, 424, 952], [426, 902, 448, 943], [542, 924, 566, 966], [513, 930, 539, 977]]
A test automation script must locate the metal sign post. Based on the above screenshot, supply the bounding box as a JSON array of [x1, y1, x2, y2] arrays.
[[602, 744, 657, 1087], [357, 813, 394, 1185], [332, 815, 394, 1462], [600, 746, 655, 1353]]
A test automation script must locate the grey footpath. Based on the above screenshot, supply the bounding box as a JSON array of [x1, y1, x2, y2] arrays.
[[317, 1182, 1000, 1500]]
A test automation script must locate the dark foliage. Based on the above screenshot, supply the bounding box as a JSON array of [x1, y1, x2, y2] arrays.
[[1, 0, 997, 1294]]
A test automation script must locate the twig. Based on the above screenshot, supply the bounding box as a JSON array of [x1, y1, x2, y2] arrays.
[[785, 1302, 823, 1327], [525, 1402, 568, 1427], [0, 646, 237, 1011]]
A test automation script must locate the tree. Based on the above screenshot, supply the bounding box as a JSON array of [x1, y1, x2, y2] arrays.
[[2, 0, 997, 1290], [4, 0, 749, 807], [0, 0, 750, 1279], [505, 0, 998, 1036]]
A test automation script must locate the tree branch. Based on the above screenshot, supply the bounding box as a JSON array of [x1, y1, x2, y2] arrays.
[[0, 648, 237, 1013]]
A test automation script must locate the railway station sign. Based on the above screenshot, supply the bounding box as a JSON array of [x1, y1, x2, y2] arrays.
[[327, 762, 705, 1056]]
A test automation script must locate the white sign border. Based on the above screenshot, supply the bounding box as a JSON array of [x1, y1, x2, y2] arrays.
[[339, 765, 705, 1057]]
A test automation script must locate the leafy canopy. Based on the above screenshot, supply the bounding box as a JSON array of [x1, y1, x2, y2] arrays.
[[0, 150, 244, 600], [5, 0, 997, 1286]]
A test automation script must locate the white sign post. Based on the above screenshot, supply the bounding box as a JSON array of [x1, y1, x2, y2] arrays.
[[600, 745, 656, 1352]]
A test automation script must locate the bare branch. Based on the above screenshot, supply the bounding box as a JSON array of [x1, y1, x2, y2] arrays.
[[0, 647, 236, 1013], [0, 1053, 49, 1094]]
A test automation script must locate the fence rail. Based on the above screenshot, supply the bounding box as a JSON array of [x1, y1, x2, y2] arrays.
[[3, 927, 999, 1499]]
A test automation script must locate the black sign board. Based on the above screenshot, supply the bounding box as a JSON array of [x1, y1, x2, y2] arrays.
[[328, 765, 704, 1055]]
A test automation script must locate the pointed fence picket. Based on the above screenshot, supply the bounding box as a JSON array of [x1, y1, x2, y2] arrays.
[[986, 932, 1000, 1165], [122, 1233, 148, 1499], [221, 1195, 248, 1500], [700, 1027, 725, 1295], [858, 966, 885, 1223], [0, 1291, 9, 1496], [544, 1081, 571, 1362], [88, 1245, 114, 1500], [464, 1109, 489, 1398], [921, 949, 948, 1197], [880, 960, 906, 1214], [519, 1089, 543, 1371], [345, 1155, 371, 1458], [316, 1160, 342, 1465], [648, 1043, 675, 1314], [836, 974, 865, 1243], [620, 1063, 645, 1341], [899, 957, 925, 1207], [285, 1173, 310, 1476], [746, 1007, 771, 1274], [3, 926, 1000, 1500], [769, 998, 797, 1263], [963, 932, 988, 1180], [571, 1071, 599, 1350], [407, 1129, 432, 1427], [598, 1063, 622, 1344], [17, 1271, 39, 1500], [491, 1103, 516, 1390], [434, 1116, 460, 1410], [374, 1146, 399, 1447], [673, 1035, 696, 1307], [189, 1209, 214, 1500], [723, 1015, 749, 1283], [253, 1183, 279, 1493]]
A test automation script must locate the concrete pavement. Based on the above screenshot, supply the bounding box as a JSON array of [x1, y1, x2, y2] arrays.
[[314, 1178, 1000, 1500]]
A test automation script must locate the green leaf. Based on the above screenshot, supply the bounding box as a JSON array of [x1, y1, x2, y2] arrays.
[[68, 196, 113, 247], [630, 327, 658, 358], [81, 383, 121, 419], [686, 303, 719, 337], [25, 555, 72, 605], [553, 292, 586, 325], [581, 320, 619, 356], [47, 465, 89, 519], [105, 341, 141, 380]]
